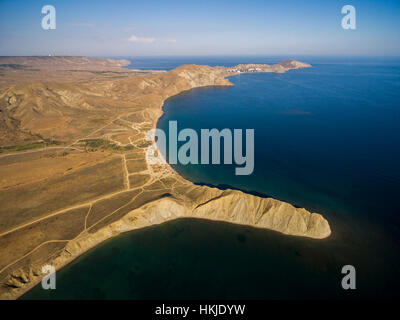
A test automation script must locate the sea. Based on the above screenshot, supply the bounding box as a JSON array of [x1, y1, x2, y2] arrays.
[[22, 56, 400, 299]]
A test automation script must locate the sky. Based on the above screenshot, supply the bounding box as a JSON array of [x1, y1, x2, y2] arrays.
[[0, 0, 400, 56]]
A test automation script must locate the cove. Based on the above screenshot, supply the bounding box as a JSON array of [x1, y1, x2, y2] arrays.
[[23, 58, 400, 299]]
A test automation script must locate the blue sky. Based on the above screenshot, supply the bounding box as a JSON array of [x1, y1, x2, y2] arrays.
[[0, 0, 399, 56]]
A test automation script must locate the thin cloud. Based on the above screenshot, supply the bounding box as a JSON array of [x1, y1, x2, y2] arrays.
[[71, 23, 95, 28], [127, 34, 156, 43], [164, 39, 177, 43]]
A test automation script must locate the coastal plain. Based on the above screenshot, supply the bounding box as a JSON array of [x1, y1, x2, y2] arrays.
[[0, 57, 330, 299]]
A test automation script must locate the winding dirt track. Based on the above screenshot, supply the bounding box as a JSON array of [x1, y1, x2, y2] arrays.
[[0, 111, 168, 276]]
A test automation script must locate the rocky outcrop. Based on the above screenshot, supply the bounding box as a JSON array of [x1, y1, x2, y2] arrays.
[[280, 60, 312, 69], [227, 60, 311, 74], [0, 58, 330, 300], [119, 189, 330, 239]]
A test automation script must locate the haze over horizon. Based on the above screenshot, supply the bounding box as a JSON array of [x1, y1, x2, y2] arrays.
[[1, 0, 400, 57]]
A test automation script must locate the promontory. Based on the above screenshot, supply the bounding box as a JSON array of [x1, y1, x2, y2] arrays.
[[0, 57, 329, 299]]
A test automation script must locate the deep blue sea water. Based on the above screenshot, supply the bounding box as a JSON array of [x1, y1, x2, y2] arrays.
[[23, 57, 400, 299]]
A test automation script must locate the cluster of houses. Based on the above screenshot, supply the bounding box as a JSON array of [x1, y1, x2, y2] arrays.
[[227, 64, 269, 73]]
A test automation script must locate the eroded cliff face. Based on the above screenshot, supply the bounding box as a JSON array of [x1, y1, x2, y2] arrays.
[[0, 184, 330, 299], [0, 58, 330, 299], [101, 188, 331, 239]]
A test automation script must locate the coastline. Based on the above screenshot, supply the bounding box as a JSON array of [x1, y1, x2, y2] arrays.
[[1, 60, 330, 300]]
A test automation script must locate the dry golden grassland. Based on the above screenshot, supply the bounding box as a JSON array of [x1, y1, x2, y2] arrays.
[[0, 57, 329, 299]]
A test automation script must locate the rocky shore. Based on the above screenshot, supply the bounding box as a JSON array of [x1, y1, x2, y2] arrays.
[[0, 57, 329, 299]]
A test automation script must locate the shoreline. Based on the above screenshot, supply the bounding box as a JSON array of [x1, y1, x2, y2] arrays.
[[7, 85, 231, 300], [2, 61, 330, 300], [16, 83, 236, 299]]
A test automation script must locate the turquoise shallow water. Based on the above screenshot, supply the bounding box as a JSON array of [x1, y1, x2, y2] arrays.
[[23, 57, 400, 299]]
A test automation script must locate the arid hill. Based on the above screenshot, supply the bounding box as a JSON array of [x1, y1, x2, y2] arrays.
[[0, 57, 327, 299]]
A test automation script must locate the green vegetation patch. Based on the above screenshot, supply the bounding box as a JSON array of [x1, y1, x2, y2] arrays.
[[0, 139, 62, 154], [0, 142, 44, 153], [79, 138, 134, 152]]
